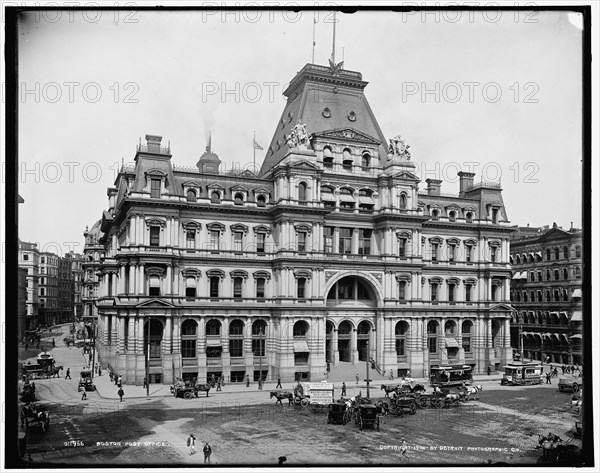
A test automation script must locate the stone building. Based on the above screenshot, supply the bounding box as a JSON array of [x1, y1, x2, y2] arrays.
[[93, 62, 514, 385], [509, 223, 583, 365], [18, 240, 40, 331]]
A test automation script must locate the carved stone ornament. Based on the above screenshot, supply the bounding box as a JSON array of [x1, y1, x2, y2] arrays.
[[371, 272, 383, 283], [325, 271, 337, 282], [285, 121, 312, 151], [387, 135, 412, 162]]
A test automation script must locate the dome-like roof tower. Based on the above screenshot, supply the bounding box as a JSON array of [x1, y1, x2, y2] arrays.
[[196, 135, 221, 174]]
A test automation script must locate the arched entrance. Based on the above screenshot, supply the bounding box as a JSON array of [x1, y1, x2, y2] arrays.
[[326, 320, 334, 364], [144, 318, 164, 384], [337, 321, 352, 362], [357, 321, 372, 361]]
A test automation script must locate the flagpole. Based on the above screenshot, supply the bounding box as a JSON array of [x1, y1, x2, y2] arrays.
[[332, 11, 336, 64], [253, 131, 256, 174], [312, 11, 316, 64]]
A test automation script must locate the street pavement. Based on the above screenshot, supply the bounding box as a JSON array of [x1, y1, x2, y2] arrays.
[[31, 323, 504, 404]]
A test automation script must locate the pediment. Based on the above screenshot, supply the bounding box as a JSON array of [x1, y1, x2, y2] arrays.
[[488, 303, 514, 312], [315, 128, 380, 145], [136, 298, 176, 308], [289, 160, 320, 171]]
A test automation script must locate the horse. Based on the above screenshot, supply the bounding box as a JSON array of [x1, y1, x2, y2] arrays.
[[195, 380, 215, 398], [270, 391, 294, 406], [443, 393, 461, 407], [380, 384, 400, 398], [45, 365, 63, 378], [538, 433, 563, 461], [460, 384, 483, 401]]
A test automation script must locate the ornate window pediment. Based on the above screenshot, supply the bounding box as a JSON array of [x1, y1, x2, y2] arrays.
[[146, 266, 165, 277], [207, 222, 226, 232], [181, 220, 201, 231], [446, 238, 461, 245], [253, 270, 272, 280], [181, 268, 201, 278], [253, 224, 272, 235], [446, 277, 460, 285], [230, 270, 248, 280], [464, 278, 478, 286], [294, 223, 313, 234], [206, 269, 225, 279], [230, 223, 249, 234], [395, 272, 411, 282], [463, 239, 477, 246], [428, 276, 443, 284], [488, 240, 502, 248], [145, 217, 166, 227], [428, 236, 443, 244], [230, 184, 249, 193], [253, 187, 271, 195], [396, 230, 412, 239], [293, 269, 312, 279], [145, 169, 166, 178]]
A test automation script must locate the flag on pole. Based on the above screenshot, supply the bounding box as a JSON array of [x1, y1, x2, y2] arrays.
[[253, 137, 263, 150]]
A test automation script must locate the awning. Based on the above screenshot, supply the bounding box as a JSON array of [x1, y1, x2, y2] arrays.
[[570, 334, 582, 339], [359, 196, 374, 205], [512, 272, 522, 280], [293, 340, 309, 352], [339, 194, 355, 202], [445, 337, 459, 348], [536, 251, 542, 258], [570, 311, 582, 322], [206, 338, 222, 347], [572, 289, 582, 298], [321, 192, 336, 201]]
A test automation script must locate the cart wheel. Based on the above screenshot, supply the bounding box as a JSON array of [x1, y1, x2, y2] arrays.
[[294, 398, 301, 406], [434, 399, 443, 409], [410, 403, 417, 415], [301, 398, 310, 408], [558, 385, 564, 392], [572, 384, 579, 393], [184, 391, 193, 399]]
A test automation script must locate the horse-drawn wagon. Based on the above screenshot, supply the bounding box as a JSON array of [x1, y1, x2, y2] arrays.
[[21, 403, 50, 432], [327, 402, 350, 425], [355, 404, 380, 431], [558, 374, 582, 393], [78, 369, 96, 392], [171, 380, 214, 398]]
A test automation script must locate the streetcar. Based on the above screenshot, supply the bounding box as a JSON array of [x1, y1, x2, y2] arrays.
[[429, 364, 473, 387], [501, 362, 543, 386]]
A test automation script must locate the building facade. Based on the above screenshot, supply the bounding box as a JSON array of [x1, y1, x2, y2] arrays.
[[94, 63, 514, 385], [509, 223, 583, 365], [18, 240, 40, 331]]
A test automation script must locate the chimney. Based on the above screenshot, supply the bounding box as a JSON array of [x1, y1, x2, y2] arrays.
[[458, 171, 475, 196], [107, 187, 118, 214], [425, 178, 442, 196], [145, 134, 163, 152]]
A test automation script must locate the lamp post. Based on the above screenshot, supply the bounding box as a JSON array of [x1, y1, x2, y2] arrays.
[[258, 328, 264, 389], [146, 317, 150, 397], [365, 340, 371, 399]]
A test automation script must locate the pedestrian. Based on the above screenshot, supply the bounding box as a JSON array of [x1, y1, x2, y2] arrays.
[[118, 387, 124, 402], [341, 382, 347, 397], [487, 365, 491, 376], [52, 338, 55, 348], [187, 434, 196, 455], [545, 372, 552, 384], [220, 375, 225, 387], [98, 365, 102, 377], [561, 364, 565, 374], [88, 354, 92, 365], [258, 378, 263, 390], [143, 377, 147, 389], [552, 367, 558, 378], [36, 340, 40, 350], [118, 376, 122, 388], [246, 375, 250, 387], [389, 369, 394, 380], [65, 368, 71, 380], [400, 438, 409, 459], [109, 371, 114, 382], [276, 376, 282, 389], [216, 378, 222, 391], [81, 390, 87, 401], [355, 373, 359, 384], [203, 442, 212, 463]]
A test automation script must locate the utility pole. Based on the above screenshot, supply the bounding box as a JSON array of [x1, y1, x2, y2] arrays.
[[365, 340, 371, 399], [146, 317, 150, 397], [259, 328, 264, 389]]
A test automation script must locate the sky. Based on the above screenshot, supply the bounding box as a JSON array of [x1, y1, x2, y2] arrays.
[[14, 6, 586, 256]]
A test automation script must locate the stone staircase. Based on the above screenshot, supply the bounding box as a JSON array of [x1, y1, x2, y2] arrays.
[[328, 361, 389, 383]]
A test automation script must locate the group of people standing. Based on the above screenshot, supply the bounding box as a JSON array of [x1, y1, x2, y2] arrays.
[[187, 434, 212, 463]]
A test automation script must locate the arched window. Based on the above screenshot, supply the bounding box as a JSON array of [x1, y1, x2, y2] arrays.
[[575, 246, 581, 258], [395, 321, 409, 356], [431, 209, 439, 221], [298, 182, 307, 203], [211, 191, 221, 204], [323, 146, 334, 169], [229, 319, 244, 357], [575, 267, 581, 279], [293, 320, 309, 337], [257, 195, 266, 207], [186, 189, 197, 202], [448, 210, 456, 222], [206, 319, 221, 336], [563, 268, 569, 280], [234, 193, 244, 205], [465, 212, 473, 223], [546, 249, 552, 260], [361, 153, 370, 170], [148, 275, 160, 296], [427, 321, 438, 353], [462, 321, 473, 352], [342, 148, 353, 171], [399, 194, 407, 209], [181, 320, 198, 359], [252, 320, 267, 356], [554, 248, 560, 260], [523, 291, 528, 303]]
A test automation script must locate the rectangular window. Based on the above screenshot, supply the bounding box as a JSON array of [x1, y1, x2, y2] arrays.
[[150, 226, 160, 247], [492, 208, 498, 224], [256, 233, 265, 254], [431, 283, 438, 302], [431, 243, 438, 261], [396, 338, 405, 356], [151, 178, 161, 199], [297, 278, 306, 299], [448, 244, 456, 262], [149, 340, 161, 358], [234, 231, 243, 253], [554, 269, 559, 281], [186, 230, 195, 249], [398, 281, 406, 301], [210, 277, 219, 298], [428, 336, 437, 353], [465, 285, 472, 302], [298, 232, 307, 252], [252, 339, 265, 357], [358, 229, 371, 255], [181, 340, 197, 358], [339, 228, 352, 254], [256, 278, 265, 299], [399, 238, 407, 257], [490, 247, 497, 263], [465, 245, 472, 263], [462, 336, 471, 353], [186, 286, 196, 299], [448, 284, 456, 302], [210, 230, 220, 251], [324, 227, 334, 253], [537, 271, 542, 281], [229, 339, 243, 357], [233, 278, 243, 299]]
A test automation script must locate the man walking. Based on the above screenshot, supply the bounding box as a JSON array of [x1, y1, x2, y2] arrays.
[[187, 434, 196, 455], [203, 442, 212, 463], [276, 376, 282, 389], [52, 338, 55, 348], [98, 365, 102, 377], [81, 390, 87, 401], [545, 372, 552, 384], [118, 387, 124, 402], [216, 378, 222, 391], [355, 373, 359, 384], [389, 370, 394, 380], [400, 438, 409, 459], [65, 368, 71, 380], [341, 382, 347, 397], [143, 377, 147, 389], [246, 375, 250, 387]]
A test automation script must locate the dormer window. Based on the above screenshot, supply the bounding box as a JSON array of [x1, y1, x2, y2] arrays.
[[449, 211, 456, 222], [492, 208, 499, 224], [431, 209, 439, 221], [323, 146, 334, 169], [361, 153, 370, 170], [187, 189, 197, 202], [234, 193, 244, 205], [342, 148, 353, 171], [211, 191, 221, 204], [151, 178, 161, 199], [466, 212, 473, 223], [257, 195, 266, 207]]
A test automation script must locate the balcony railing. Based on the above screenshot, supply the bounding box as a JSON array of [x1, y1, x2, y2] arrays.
[[230, 357, 245, 366], [148, 359, 162, 367], [206, 358, 222, 366], [182, 358, 197, 367]]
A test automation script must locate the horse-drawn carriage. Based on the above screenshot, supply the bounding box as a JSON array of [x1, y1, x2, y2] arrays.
[[21, 403, 50, 432], [355, 404, 380, 431], [327, 401, 350, 425], [19, 381, 37, 403], [386, 393, 418, 415], [171, 380, 214, 398], [78, 369, 96, 392], [270, 390, 294, 406]]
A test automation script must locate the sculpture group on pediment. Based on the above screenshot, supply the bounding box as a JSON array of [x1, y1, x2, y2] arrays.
[[387, 135, 411, 162], [285, 121, 312, 151]]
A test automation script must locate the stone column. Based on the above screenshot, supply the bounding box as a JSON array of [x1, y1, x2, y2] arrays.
[[165, 265, 172, 295], [138, 263, 145, 295], [118, 265, 126, 294], [351, 328, 358, 363], [111, 273, 118, 296], [128, 265, 136, 295], [332, 329, 339, 363], [127, 317, 136, 353], [164, 317, 172, 354], [118, 317, 126, 352], [136, 317, 144, 354], [504, 278, 510, 301], [334, 227, 340, 253]]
